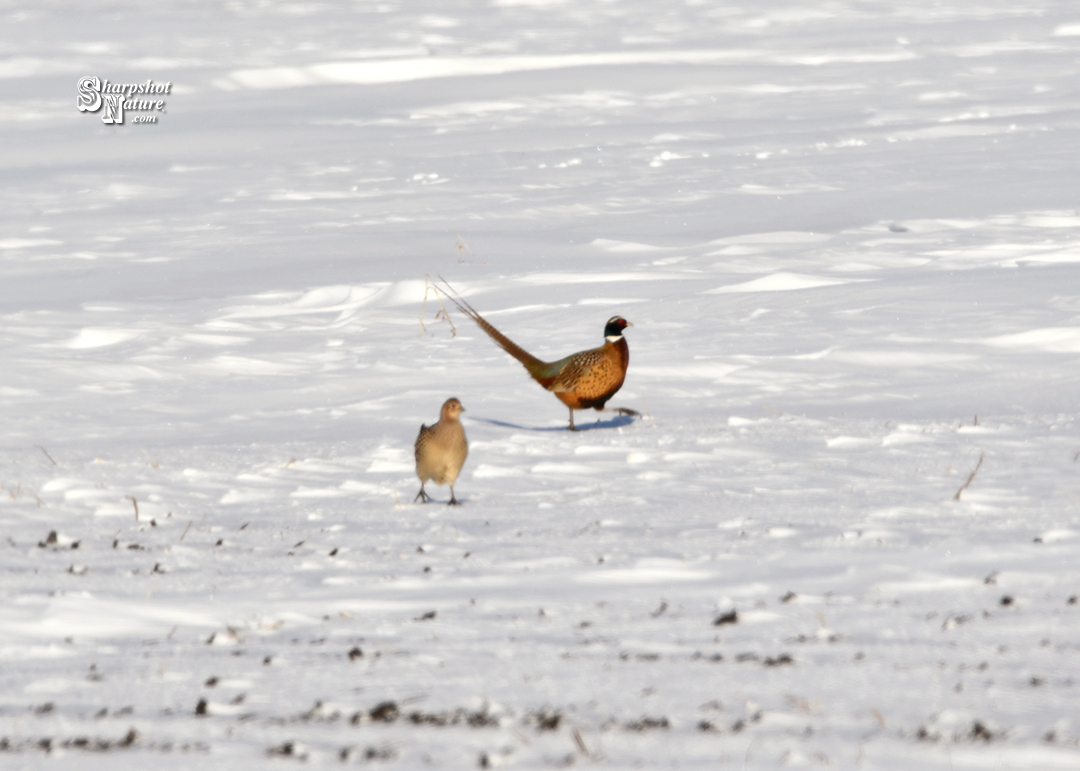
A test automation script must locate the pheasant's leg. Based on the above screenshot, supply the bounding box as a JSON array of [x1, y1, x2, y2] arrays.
[[568, 408, 578, 431], [448, 486, 461, 506], [414, 484, 431, 503]]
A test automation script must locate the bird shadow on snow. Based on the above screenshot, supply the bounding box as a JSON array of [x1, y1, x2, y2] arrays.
[[470, 414, 636, 432]]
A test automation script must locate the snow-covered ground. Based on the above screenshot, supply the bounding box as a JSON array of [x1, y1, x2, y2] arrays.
[[3, 1, 1080, 768]]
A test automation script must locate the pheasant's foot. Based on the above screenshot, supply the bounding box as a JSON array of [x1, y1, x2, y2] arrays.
[[414, 487, 431, 503]]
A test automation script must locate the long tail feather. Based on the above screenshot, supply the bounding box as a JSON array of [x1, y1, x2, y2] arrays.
[[438, 278, 548, 377]]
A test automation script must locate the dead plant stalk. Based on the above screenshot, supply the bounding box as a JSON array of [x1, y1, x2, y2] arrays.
[[954, 452, 985, 501]]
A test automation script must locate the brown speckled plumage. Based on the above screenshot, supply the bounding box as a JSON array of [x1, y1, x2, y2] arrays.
[[547, 342, 630, 409], [414, 398, 468, 505], [440, 282, 637, 430]]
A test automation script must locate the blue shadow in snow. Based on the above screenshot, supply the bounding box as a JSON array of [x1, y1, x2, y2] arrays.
[[470, 413, 636, 432]]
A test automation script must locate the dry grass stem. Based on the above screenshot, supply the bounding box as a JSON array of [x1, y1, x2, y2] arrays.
[[419, 274, 457, 338], [640, 396, 656, 428], [572, 728, 590, 757], [954, 452, 985, 501], [454, 232, 487, 264]]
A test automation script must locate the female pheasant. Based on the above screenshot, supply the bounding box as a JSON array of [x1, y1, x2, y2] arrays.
[[442, 284, 637, 430], [414, 397, 468, 505]]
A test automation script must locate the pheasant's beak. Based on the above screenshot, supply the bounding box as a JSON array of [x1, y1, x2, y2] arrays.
[[625, 321, 634, 328]]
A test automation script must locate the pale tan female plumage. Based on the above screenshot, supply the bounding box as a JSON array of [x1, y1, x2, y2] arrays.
[[414, 397, 468, 505]]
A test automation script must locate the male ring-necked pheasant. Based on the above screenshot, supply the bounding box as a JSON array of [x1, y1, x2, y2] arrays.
[[441, 284, 638, 431]]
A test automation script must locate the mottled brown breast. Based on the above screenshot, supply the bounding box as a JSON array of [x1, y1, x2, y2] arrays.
[[550, 338, 629, 409], [414, 417, 468, 486]]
